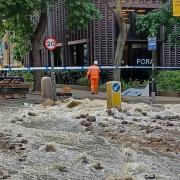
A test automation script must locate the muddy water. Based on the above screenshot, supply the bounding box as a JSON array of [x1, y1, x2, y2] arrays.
[[0, 98, 179, 180]]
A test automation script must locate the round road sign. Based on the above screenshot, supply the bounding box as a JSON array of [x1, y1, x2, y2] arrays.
[[44, 37, 57, 51], [113, 83, 121, 92]]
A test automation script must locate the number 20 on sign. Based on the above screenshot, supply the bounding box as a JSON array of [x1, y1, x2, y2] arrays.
[[44, 37, 57, 51]]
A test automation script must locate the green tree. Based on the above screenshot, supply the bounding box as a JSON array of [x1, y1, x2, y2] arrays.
[[0, 0, 100, 90], [136, 3, 180, 44]]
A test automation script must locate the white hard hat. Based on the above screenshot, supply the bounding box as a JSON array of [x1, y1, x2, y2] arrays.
[[94, 61, 98, 65]]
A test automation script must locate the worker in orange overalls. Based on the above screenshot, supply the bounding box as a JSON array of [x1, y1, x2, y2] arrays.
[[86, 61, 100, 94]]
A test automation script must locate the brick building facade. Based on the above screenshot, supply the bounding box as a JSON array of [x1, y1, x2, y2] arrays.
[[24, 0, 180, 73]]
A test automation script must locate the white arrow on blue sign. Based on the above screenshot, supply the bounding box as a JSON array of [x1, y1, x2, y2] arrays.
[[113, 83, 121, 92]]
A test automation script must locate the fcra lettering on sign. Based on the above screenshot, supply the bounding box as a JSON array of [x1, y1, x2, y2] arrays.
[[137, 59, 152, 65]]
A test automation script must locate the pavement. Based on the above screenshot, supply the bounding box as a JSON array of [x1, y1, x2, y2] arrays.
[[28, 88, 180, 104]]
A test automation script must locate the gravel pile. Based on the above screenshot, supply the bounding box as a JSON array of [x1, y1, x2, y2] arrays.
[[0, 98, 179, 180]]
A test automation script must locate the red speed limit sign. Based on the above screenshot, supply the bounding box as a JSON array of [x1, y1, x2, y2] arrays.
[[44, 37, 57, 51]]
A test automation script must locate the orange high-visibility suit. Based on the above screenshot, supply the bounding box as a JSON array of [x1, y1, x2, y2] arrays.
[[86, 65, 100, 94]]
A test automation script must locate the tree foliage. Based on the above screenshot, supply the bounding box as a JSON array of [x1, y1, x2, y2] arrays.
[[65, 0, 101, 30], [156, 71, 180, 91], [136, 4, 180, 44], [0, 0, 100, 61]]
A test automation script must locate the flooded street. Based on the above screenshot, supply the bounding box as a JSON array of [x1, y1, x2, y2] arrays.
[[0, 98, 179, 180]]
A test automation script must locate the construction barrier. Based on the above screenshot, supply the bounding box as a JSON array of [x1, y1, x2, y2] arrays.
[[0, 66, 179, 71]]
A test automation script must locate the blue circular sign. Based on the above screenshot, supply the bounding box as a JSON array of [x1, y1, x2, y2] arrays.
[[113, 83, 121, 92]]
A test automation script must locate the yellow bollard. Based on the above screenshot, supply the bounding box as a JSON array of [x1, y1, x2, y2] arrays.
[[106, 81, 121, 109]]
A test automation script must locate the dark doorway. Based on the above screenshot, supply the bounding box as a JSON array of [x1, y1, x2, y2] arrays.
[[48, 47, 63, 67], [54, 47, 63, 67], [69, 44, 87, 66]]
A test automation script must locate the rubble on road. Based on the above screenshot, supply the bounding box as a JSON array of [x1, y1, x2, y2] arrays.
[[0, 98, 179, 179], [67, 100, 81, 108], [42, 99, 55, 106]]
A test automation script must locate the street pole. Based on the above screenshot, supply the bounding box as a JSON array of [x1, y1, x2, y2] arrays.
[[151, 49, 156, 104], [148, 33, 156, 104], [46, 2, 57, 101]]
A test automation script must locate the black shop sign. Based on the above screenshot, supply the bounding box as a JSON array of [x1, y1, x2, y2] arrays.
[[131, 48, 152, 66]]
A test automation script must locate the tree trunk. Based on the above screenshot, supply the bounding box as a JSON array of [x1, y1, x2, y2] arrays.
[[31, 12, 47, 91], [31, 40, 42, 91], [105, 0, 130, 82], [113, 22, 127, 81]]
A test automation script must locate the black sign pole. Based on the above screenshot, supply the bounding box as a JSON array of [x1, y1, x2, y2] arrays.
[[47, 2, 57, 101], [151, 49, 156, 104], [148, 35, 156, 104]]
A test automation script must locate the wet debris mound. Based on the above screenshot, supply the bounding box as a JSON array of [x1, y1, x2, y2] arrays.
[[67, 100, 81, 108], [28, 112, 37, 117], [42, 99, 55, 107], [45, 144, 57, 152]]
